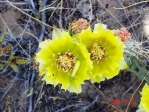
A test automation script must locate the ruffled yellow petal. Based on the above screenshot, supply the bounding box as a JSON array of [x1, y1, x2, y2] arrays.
[[67, 81, 82, 94], [94, 23, 107, 32], [55, 71, 70, 90], [104, 66, 120, 79], [52, 26, 63, 40], [90, 72, 105, 83], [42, 73, 56, 86], [39, 39, 51, 49], [119, 59, 129, 69], [139, 84, 149, 112]]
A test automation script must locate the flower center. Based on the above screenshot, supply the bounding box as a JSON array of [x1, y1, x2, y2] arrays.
[[56, 52, 76, 72], [90, 43, 106, 62]]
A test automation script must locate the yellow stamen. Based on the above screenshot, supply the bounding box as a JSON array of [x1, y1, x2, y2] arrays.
[[56, 52, 76, 72], [90, 43, 106, 62]]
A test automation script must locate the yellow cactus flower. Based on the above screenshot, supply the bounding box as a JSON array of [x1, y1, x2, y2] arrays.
[[77, 23, 127, 82], [35, 31, 92, 93], [138, 84, 149, 112]]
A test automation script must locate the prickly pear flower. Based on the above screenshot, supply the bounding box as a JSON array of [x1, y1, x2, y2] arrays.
[[70, 18, 90, 34], [138, 84, 149, 112], [35, 30, 92, 93], [114, 27, 131, 42], [77, 23, 127, 82]]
